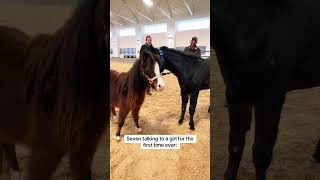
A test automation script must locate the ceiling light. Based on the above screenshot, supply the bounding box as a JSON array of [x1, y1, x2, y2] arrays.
[[143, 0, 153, 7]]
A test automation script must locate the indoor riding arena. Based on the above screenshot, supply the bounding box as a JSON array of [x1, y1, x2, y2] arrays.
[[110, 0, 210, 179], [212, 53, 320, 180]]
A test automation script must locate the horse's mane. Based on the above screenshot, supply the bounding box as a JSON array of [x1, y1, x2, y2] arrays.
[[24, 0, 107, 149], [161, 46, 203, 64], [117, 58, 149, 107]]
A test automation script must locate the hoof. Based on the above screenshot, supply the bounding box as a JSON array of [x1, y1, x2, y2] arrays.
[[137, 128, 143, 133], [189, 126, 195, 131], [178, 120, 183, 125], [115, 136, 121, 141]]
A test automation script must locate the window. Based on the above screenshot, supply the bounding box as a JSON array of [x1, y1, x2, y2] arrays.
[[120, 48, 136, 55], [143, 23, 167, 34], [176, 18, 210, 32], [198, 46, 207, 55], [119, 28, 136, 36]]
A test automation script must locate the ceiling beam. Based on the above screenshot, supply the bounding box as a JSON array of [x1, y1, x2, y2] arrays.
[[111, 10, 137, 24], [156, 1, 172, 19], [159, 8, 171, 19], [121, 0, 153, 22], [121, 1, 139, 23], [184, 0, 193, 16], [165, 0, 172, 18], [111, 20, 123, 26], [128, 8, 140, 23]]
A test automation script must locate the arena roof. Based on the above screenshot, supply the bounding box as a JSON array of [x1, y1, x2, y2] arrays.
[[110, 0, 210, 27]]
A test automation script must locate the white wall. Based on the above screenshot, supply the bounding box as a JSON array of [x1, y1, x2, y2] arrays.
[[135, 25, 142, 57], [111, 16, 210, 58], [175, 28, 210, 57], [175, 29, 210, 47], [110, 26, 119, 57], [118, 36, 136, 48]]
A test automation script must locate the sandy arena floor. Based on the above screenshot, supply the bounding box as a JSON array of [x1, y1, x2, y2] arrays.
[[212, 55, 320, 180], [110, 59, 210, 180]]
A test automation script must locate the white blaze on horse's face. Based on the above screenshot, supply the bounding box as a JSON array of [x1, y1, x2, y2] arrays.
[[154, 61, 165, 91]]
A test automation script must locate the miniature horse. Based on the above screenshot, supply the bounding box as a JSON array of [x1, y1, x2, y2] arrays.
[[0, 0, 108, 179], [110, 49, 165, 141]]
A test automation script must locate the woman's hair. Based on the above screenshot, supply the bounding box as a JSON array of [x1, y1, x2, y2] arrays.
[[146, 35, 152, 41], [191, 36, 198, 43]]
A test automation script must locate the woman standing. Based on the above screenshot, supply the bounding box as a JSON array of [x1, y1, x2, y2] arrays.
[[139, 35, 155, 54], [184, 36, 201, 57]]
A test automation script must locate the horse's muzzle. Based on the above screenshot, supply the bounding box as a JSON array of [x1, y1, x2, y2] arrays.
[[144, 73, 165, 91]]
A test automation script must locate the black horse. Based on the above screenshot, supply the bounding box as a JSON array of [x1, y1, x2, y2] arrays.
[[213, 0, 320, 180], [158, 46, 210, 130]]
